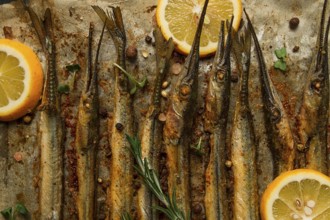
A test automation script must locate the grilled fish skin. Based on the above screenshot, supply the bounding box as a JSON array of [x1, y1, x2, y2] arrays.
[[296, 0, 329, 174], [163, 0, 209, 216], [246, 10, 295, 177], [75, 22, 105, 220], [137, 28, 174, 220], [230, 20, 259, 220], [93, 6, 134, 219], [23, 5, 65, 219], [204, 19, 232, 220]]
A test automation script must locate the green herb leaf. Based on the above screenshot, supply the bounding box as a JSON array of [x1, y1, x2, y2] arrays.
[[15, 203, 28, 216], [66, 64, 81, 73], [121, 212, 132, 220], [1, 207, 12, 220], [191, 137, 204, 156], [274, 47, 287, 59], [274, 60, 287, 71], [113, 63, 147, 95], [126, 134, 187, 220], [58, 84, 70, 94]]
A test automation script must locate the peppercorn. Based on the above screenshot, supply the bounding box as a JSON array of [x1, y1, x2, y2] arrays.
[[292, 46, 300, 53], [115, 123, 124, 131], [289, 17, 300, 30], [126, 45, 138, 60], [145, 35, 152, 44]]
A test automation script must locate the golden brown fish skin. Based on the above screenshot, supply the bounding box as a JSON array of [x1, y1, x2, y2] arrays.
[[163, 0, 209, 215], [137, 28, 174, 220], [296, 0, 329, 174], [75, 22, 105, 220], [230, 24, 259, 220], [246, 10, 295, 177], [93, 6, 134, 219], [25, 6, 65, 219], [204, 20, 232, 220]]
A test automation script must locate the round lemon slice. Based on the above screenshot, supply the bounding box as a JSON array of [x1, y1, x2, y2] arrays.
[[0, 39, 43, 121], [261, 169, 330, 220], [156, 0, 242, 57]]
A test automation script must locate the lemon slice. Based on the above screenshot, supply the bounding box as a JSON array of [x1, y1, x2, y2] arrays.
[[261, 169, 330, 220], [156, 0, 242, 57], [0, 39, 43, 121]]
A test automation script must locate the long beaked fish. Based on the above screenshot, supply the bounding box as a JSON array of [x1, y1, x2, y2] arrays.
[[92, 6, 134, 219], [75, 22, 105, 220], [246, 10, 295, 178], [162, 0, 209, 216], [230, 21, 259, 220], [137, 28, 174, 220], [204, 19, 232, 220], [24, 5, 64, 219], [296, 0, 329, 174]]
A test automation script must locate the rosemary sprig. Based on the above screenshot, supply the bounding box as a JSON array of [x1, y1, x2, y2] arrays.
[[126, 135, 187, 220]]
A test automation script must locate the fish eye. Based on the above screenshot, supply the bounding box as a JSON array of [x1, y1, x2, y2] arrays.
[[270, 107, 281, 123], [179, 84, 191, 99]]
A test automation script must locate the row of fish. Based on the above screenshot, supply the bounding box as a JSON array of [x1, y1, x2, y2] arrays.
[[7, 0, 329, 219]]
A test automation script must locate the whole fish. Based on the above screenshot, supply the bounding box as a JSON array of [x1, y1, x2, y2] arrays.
[[230, 20, 259, 220], [93, 6, 134, 219], [75, 22, 105, 220], [204, 19, 232, 220], [163, 0, 209, 215], [246, 10, 295, 178], [296, 0, 329, 174], [137, 28, 174, 220], [24, 5, 65, 219]]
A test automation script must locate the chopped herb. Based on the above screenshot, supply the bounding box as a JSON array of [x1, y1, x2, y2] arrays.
[[274, 60, 287, 71], [126, 135, 187, 220], [58, 84, 70, 94], [15, 203, 28, 216], [274, 47, 287, 59], [113, 63, 147, 95], [191, 137, 204, 156], [65, 64, 81, 73], [274, 47, 287, 72], [1, 207, 13, 220], [1, 203, 29, 220]]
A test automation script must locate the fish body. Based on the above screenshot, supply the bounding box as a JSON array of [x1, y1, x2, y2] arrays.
[[26, 7, 65, 220], [137, 28, 174, 220], [296, 0, 329, 174], [246, 11, 295, 177], [230, 25, 259, 220], [93, 6, 134, 219], [75, 22, 105, 220], [163, 0, 209, 215], [204, 20, 232, 220]]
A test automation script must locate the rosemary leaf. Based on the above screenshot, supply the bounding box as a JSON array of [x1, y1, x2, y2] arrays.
[[126, 135, 187, 220]]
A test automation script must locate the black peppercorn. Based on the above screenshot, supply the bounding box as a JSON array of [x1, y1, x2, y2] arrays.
[[115, 123, 124, 131], [145, 35, 152, 44], [289, 17, 300, 30], [292, 46, 300, 53]]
